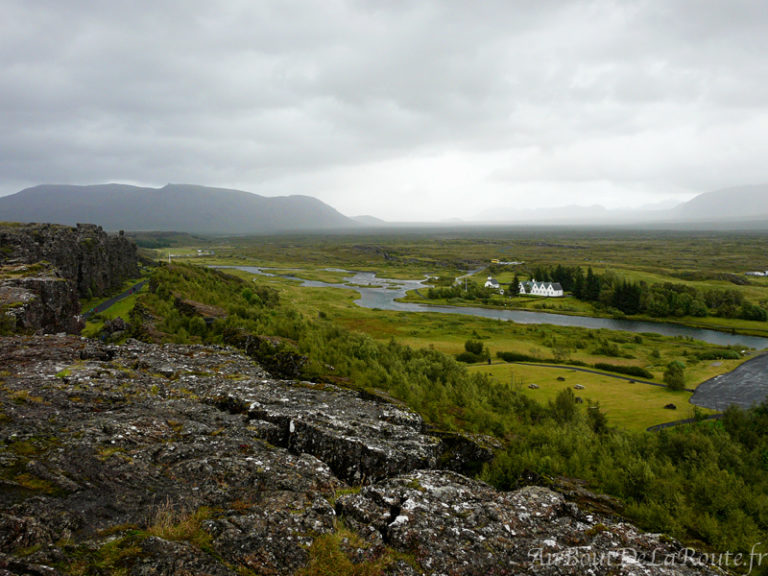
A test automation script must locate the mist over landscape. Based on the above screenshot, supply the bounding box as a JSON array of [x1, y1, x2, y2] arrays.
[[5, 2, 768, 575], [1, 182, 766, 233]]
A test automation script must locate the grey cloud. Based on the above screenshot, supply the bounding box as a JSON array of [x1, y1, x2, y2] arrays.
[[1, 0, 766, 217]]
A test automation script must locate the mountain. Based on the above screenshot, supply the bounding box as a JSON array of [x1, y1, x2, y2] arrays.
[[671, 184, 768, 221], [469, 185, 768, 228], [0, 183, 358, 234]]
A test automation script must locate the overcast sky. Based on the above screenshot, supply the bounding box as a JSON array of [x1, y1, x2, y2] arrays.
[[2, 1, 767, 221]]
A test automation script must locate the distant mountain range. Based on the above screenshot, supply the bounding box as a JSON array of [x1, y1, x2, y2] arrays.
[[0, 182, 766, 233], [0, 184, 358, 234], [670, 185, 768, 221], [472, 185, 768, 227]]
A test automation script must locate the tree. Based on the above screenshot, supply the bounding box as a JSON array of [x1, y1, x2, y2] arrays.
[[664, 360, 686, 391], [572, 268, 585, 299], [587, 400, 609, 434], [584, 267, 601, 301], [550, 387, 577, 423], [464, 339, 484, 355], [510, 274, 520, 297]]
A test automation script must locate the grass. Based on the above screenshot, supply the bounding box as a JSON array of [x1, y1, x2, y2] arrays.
[[146, 499, 214, 552], [220, 269, 748, 430], [130, 230, 768, 431], [81, 280, 148, 338], [296, 521, 394, 576], [467, 362, 715, 431]]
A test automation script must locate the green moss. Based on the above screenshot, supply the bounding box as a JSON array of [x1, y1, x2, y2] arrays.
[[147, 502, 214, 553], [13, 472, 58, 495], [64, 530, 148, 576], [296, 523, 392, 576]]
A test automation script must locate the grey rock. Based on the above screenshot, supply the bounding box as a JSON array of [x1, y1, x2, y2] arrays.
[[0, 223, 138, 335], [0, 335, 733, 575], [338, 469, 725, 575]]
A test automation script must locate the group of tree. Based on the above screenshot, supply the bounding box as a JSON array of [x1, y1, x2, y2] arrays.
[[527, 265, 767, 321]]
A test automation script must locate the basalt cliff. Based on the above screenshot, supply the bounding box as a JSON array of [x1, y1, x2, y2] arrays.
[[0, 225, 728, 575], [0, 222, 138, 334]]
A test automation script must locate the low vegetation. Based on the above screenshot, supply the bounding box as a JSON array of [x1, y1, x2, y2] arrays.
[[101, 258, 768, 561]]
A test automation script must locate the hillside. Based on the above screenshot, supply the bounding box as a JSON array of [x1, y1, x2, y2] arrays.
[[0, 183, 358, 234], [671, 184, 768, 221]]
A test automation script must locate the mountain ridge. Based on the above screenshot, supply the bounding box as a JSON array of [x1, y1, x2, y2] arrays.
[[0, 183, 358, 234]]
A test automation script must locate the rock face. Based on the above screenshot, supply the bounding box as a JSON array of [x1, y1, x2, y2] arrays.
[[0, 264, 82, 334], [0, 223, 138, 334], [0, 336, 728, 575], [0, 222, 138, 298]]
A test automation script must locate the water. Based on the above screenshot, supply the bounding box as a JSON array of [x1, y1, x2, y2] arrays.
[[220, 266, 768, 350]]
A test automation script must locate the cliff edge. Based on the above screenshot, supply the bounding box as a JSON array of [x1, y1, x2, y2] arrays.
[[0, 222, 138, 334]]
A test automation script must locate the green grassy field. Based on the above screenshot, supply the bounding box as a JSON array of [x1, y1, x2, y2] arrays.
[[136, 227, 768, 338], [467, 362, 713, 431]]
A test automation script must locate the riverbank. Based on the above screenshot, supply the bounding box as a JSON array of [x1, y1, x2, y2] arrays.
[[218, 265, 768, 350], [399, 289, 768, 340]]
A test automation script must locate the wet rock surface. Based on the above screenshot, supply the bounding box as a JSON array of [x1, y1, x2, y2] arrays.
[[0, 336, 730, 575]]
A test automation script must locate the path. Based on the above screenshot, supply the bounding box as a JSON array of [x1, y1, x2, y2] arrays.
[[82, 279, 148, 320]]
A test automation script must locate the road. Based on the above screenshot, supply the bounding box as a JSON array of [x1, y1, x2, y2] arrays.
[[82, 279, 148, 320]]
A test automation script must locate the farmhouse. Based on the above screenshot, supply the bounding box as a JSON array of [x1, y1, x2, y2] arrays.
[[484, 276, 500, 289], [484, 276, 504, 295], [519, 279, 563, 297]]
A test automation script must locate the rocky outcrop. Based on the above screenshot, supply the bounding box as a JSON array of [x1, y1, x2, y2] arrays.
[[0, 263, 82, 334], [0, 335, 732, 575], [0, 222, 138, 299], [0, 222, 138, 334]]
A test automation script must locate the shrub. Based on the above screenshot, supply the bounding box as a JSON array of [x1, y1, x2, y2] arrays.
[[594, 363, 653, 379], [496, 351, 537, 363], [664, 361, 686, 390]]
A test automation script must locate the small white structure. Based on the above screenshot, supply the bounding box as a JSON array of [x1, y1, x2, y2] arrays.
[[746, 271, 768, 277], [519, 279, 564, 297], [484, 276, 500, 290], [484, 276, 504, 294]]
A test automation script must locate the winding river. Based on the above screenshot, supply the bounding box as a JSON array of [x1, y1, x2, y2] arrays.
[[221, 266, 768, 350]]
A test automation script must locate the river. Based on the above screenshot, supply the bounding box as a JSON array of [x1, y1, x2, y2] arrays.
[[221, 266, 768, 350]]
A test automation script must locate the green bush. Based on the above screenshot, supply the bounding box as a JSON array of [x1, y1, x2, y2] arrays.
[[594, 363, 653, 379], [496, 351, 537, 362]]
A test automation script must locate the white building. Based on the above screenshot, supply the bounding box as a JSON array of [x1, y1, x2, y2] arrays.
[[519, 279, 564, 297], [484, 276, 504, 295]]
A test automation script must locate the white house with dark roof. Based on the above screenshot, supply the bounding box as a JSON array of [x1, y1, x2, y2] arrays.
[[519, 279, 563, 297], [484, 276, 504, 294]]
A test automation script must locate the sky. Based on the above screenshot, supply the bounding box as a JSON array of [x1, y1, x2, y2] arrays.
[[2, 0, 767, 222]]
